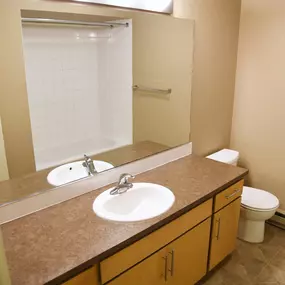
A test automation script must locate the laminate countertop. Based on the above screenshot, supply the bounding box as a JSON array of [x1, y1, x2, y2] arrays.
[[0, 155, 248, 285]]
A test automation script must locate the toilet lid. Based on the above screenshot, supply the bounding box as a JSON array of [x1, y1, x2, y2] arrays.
[[241, 186, 279, 210], [206, 149, 239, 164]]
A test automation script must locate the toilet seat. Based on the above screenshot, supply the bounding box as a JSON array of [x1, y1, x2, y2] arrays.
[[241, 204, 278, 212], [241, 186, 279, 212]]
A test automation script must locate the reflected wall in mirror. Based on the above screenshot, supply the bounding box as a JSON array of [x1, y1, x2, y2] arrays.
[[0, 4, 194, 206]]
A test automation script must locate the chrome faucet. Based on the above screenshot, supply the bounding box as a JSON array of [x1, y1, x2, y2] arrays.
[[110, 173, 135, 195], [82, 155, 97, 176]]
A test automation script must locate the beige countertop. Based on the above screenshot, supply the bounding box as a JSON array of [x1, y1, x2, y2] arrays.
[[0, 155, 248, 285]]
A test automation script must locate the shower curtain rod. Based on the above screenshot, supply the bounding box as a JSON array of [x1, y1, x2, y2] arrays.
[[21, 18, 129, 28]]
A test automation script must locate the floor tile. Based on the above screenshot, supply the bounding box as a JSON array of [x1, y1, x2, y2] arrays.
[[254, 264, 279, 284], [269, 247, 285, 270], [201, 224, 285, 285]]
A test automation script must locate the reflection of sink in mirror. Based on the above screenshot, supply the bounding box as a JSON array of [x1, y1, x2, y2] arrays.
[[93, 183, 175, 222], [47, 161, 114, 186]]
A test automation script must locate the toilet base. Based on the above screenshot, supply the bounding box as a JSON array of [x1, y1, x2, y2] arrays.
[[238, 216, 265, 243], [237, 205, 277, 243]]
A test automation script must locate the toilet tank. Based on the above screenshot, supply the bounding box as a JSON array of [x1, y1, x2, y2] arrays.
[[206, 149, 239, 166]]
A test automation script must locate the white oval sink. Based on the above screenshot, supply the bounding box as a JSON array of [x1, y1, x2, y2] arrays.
[[93, 183, 175, 222], [47, 160, 114, 186]]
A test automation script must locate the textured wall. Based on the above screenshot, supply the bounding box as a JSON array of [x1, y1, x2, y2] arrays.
[[133, 14, 193, 148], [231, 0, 285, 211], [174, 0, 242, 156]]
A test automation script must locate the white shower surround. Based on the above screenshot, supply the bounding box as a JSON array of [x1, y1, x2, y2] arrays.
[[22, 21, 132, 170]]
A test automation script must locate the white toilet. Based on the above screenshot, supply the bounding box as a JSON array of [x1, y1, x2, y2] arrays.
[[207, 149, 279, 243]]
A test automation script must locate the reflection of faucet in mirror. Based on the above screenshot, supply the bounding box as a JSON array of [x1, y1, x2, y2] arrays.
[[82, 155, 97, 176], [110, 173, 135, 195]]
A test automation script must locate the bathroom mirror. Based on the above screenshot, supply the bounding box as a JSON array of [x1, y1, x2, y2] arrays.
[[0, 5, 194, 206]]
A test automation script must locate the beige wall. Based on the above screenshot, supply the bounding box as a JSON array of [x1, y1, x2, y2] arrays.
[[231, 0, 285, 211], [0, 119, 9, 182], [0, 229, 11, 285], [174, 0, 241, 155], [133, 14, 193, 148]]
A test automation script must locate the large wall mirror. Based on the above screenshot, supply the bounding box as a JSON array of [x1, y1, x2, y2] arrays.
[[0, 2, 194, 206]]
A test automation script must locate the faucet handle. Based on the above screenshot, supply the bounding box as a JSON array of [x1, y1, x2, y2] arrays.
[[118, 173, 135, 185], [84, 154, 92, 162]]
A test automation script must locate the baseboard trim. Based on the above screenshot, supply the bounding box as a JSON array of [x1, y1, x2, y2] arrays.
[[275, 211, 285, 218], [267, 211, 285, 230]]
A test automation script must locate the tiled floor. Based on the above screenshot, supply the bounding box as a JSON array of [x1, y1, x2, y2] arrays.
[[202, 224, 285, 285]]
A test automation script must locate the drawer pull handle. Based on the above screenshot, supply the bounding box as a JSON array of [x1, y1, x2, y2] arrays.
[[163, 255, 168, 281], [216, 218, 221, 240], [225, 189, 240, 199], [168, 250, 174, 276]]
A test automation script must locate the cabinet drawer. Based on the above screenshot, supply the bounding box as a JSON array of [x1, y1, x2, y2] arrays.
[[100, 199, 213, 284], [63, 266, 99, 285], [214, 180, 244, 212]]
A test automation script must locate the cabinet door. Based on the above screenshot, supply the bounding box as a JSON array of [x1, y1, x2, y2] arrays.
[[168, 218, 211, 285], [100, 200, 212, 284], [107, 246, 167, 285], [209, 198, 241, 270], [63, 266, 99, 285]]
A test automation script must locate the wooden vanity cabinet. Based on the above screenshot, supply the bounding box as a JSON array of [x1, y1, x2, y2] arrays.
[[214, 180, 244, 212], [100, 200, 212, 284], [107, 218, 211, 285], [209, 197, 242, 270], [105, 245, 166, 285], [61, 180, 244, 285]]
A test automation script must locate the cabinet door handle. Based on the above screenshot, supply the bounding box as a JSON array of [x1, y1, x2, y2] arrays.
[[216, 218, 221, 240], [225, 189, 240, 199], [168, 250, 174, 276], [162, 255, 168, 281]]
